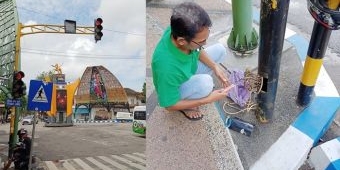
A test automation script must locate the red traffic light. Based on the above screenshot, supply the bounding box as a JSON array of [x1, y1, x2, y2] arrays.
[[95, 18, 103, 26], [94, 18, 103, 42], [12, 71, 26, 99]]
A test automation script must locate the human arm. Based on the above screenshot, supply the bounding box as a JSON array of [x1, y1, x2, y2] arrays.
[[199, 50, 230, 88], [166, 85, 235, 111]]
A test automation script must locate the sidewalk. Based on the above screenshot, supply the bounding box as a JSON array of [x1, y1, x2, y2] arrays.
[[146, 0, 340, 169], [146, 0, 243, 169]]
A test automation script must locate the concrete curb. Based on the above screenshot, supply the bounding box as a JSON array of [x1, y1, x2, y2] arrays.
[[308, 137, 340, 170], [74, 120, 116, 123], [250, 97, 340, 170]]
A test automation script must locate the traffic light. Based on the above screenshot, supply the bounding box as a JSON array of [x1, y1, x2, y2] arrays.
[[12, 71, 26, 99], [94, 18, 103, 42], [56, 89, 67, 111]]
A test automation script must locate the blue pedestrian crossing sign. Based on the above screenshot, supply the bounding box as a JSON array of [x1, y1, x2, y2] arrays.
[[27, 80, 53, 111]]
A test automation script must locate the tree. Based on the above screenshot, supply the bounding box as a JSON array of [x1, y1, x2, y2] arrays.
[[0, 91, 6, 102], [141, 82, 146, 103], [36, 70, 54, 81]]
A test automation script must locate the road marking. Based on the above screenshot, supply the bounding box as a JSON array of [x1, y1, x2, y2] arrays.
[[123, 153, 146, 164], [45, 161, 59, 170], [86, 157, 112, 170], [73, 158, 94, 170], [98, 156, 129, 170], [81, 138, 110, 146], [132, 152, 146, 158], [61, 160, 76, 170], [111, 155, 146, 170], [41, 153, 146, 170]]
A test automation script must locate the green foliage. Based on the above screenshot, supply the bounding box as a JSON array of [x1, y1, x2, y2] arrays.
[[141, 82, 146, 103], [0, 91, 6, 102], [36, 70, 54, 81]]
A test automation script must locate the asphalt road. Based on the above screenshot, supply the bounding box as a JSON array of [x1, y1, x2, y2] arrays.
[[1, 122, 145, 161]]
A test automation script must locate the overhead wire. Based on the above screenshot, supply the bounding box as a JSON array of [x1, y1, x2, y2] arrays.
[[17, 6, 145, 36], [16, 6, 145, 60], [21, 48, 144, 59]]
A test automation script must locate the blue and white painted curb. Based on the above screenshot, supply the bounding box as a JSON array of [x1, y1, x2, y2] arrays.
[[309, 137, 340, 170], [74, 120, 115, 123], [250, 97, 340, 170], [223, 1, 340, 169], [74, 120, 133, 124]]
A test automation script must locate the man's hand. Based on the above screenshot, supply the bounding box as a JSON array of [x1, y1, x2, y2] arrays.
[[213, 64, 231, 88], [205, 84, 235, 103]]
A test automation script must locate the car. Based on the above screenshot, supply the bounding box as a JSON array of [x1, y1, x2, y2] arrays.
[[22, 115, 38, 125]]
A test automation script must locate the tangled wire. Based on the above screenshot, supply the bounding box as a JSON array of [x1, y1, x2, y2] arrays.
[[221, 65, 263, 115]]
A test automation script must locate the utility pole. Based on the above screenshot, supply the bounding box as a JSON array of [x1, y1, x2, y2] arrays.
[[8, 20, 101, 159], [255, 0, 291, 123]]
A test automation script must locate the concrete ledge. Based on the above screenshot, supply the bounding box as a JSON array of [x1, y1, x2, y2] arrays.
[[74, 120, 118, 123], [44, 122, 74, 127], [146, 104, 243, 170], [250, 97, 340, 170], [309, 137, 340, 170]]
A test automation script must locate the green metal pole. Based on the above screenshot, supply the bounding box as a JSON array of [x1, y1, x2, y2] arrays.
[[227, 0, 258, 54], [8, 107, 15, 157]]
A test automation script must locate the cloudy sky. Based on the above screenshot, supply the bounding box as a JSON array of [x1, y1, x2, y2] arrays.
[[16, 0, 146, 92]]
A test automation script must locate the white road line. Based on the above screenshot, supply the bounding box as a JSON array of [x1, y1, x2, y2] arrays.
[[86, 157, 112, 170], [314, 65, 340, 97], [73, 158, 94, 170], [62, 160, 76, 170], [111, 155, 146, 170], [45, 161, 59, 170], [122, 154, 146, 164], [132, 152, 146, 158], [98, 156, 129, 170], [284, 27, 296, 39]]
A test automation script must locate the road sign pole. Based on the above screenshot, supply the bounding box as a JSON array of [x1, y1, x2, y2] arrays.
[[28, 109, 37, 170], [8, 107, 14, 157]]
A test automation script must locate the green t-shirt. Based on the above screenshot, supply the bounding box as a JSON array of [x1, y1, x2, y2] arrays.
[[152, 27, 200, 107]]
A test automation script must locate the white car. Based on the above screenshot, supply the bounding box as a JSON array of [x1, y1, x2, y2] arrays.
[[22, 115, 38, 125]]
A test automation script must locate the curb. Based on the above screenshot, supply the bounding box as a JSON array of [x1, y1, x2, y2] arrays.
[[250, 97, 340, 170], [74, 120, 132, 124], [309, 137, 340, 170]]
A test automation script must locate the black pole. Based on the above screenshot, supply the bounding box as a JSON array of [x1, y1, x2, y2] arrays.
[[256, 0, 290, 123], [297, 22, 331, 106], [297, 0, 340, 106]]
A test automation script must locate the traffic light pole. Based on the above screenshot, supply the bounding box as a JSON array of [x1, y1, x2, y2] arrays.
[[8, 23, 22, 157], [8, 20, 100, 157]]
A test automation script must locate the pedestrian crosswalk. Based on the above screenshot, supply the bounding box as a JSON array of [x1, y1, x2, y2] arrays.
[[41, 152, 146, 170]]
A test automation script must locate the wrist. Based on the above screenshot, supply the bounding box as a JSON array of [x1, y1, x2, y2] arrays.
[[200, 96, 211, 105]]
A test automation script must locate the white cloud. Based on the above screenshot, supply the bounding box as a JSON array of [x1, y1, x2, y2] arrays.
[[70, 38, 94, 52], [17, 0, 145, 92]]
